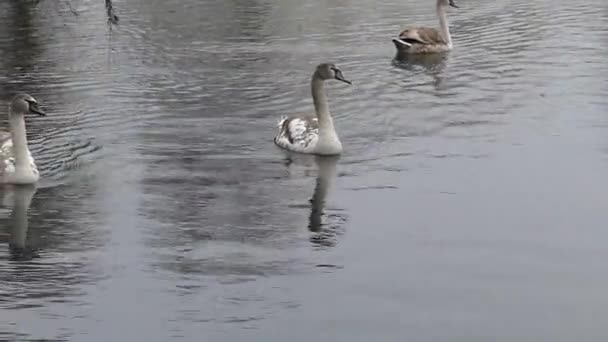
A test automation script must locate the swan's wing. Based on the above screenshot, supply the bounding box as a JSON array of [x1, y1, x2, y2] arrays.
[[0, 131, 13, 176], [0, 131, 12, 160], [0, 132, 37, 177], [274, 114, 319, 153], [398, 27, 446, 45]]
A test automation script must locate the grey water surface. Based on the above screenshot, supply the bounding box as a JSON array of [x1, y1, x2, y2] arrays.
[[0, 0, 607, 341]]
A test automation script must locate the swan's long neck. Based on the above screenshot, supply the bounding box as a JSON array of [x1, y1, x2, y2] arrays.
[[9, 112, 32, 171], [311, 76, 334, 131], [437, 4, 453, 49]]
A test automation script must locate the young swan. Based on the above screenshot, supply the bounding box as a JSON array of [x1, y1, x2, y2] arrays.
[[392, 0, 459, 54], [0, 94, 46, 185], [274, 63, 351, 156]]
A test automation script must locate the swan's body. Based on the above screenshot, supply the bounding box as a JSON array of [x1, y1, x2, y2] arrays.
[[392, 0, 458, 54], [0, 94, 46, 185], [274, 63, 351, 156]]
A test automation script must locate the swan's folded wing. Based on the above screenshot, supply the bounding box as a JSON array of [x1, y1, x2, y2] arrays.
[[0, 131, 37, 178], [399, 27, 446, 45], [0, 131, 12, 176], [0, 131, 12, 158], [275, 115, 319, 152]]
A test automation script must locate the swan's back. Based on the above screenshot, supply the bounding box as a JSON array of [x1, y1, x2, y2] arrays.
[[399, 27, 447, 46]]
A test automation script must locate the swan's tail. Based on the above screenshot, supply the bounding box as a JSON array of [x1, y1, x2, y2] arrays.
[[392, 38, 412, 49]]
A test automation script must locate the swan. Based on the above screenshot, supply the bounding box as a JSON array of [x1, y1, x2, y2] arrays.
[[0, 94, 46, 185], [392, 0, 458, 54], [274, 63, 351, 156]]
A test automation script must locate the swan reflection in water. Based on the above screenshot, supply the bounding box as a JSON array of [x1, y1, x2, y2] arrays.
[[0, 185, 38, 260], [393, 52, 448, 90], [283, 154, 345, 248]]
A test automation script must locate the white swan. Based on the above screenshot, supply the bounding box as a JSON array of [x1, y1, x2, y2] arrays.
[[274, 63, 351, 156], [392, 0, 458, 54], [0, 94, 46, 185]]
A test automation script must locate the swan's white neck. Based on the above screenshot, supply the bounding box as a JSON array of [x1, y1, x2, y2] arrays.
[[9, 112, 33, 172], [311, 77, 333, 129], [437, 4, 453, 49], [311, 75, 342, 155]]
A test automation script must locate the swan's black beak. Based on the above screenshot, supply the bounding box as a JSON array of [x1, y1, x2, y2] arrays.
[[449, 0, 459, 8], [28, 102, 46, 116], [334, 70, 352, 85]]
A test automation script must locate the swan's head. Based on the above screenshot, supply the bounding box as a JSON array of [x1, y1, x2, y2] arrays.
[[315, 63, 352, 85], [438, 0, 458, 8], [10, 94, 46, 117]]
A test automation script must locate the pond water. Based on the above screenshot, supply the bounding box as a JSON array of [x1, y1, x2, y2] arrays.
[[0, 0, 607, 341]]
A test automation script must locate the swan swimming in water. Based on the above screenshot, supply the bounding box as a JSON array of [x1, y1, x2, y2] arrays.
[[392, 0, 458, 54], [0, 94, 46, 185], [274, 63, 351, 156]]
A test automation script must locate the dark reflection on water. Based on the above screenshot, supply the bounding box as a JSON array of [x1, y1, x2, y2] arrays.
[[393, 52, 448, 91], [393, 52, 448, 72], [140, 151, 347, 279], [0, 179, 107, 310], [1, 185, 39, 261], [1, 0, 608, 340], [299, 155, 345, 248]]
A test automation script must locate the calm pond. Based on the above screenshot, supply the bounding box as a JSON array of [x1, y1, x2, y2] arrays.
[[1, 0, 607, 341]]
